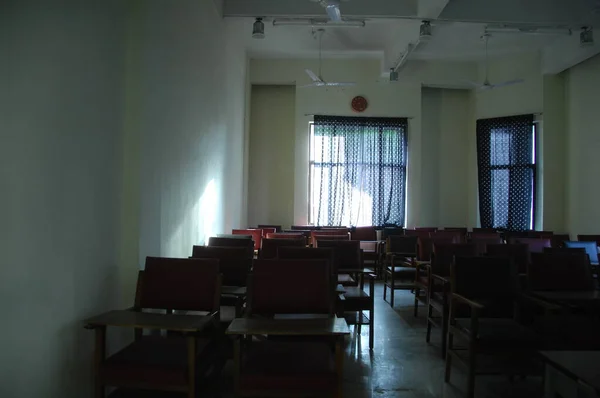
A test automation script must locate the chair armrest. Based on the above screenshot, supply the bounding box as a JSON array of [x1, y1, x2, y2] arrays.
[[431, 274, 449, 284], [452, 294, 485, 311]]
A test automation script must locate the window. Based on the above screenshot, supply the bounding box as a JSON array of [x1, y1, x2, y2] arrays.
[[309, 115, 408, 227], [476, 114, 536, 231]]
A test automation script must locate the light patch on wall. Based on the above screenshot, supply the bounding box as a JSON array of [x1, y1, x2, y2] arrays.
[[199, 178, 218, 245]]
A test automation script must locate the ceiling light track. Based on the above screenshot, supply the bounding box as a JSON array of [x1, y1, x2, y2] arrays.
[[485, 25, 572, 36], [272, 18, 365, 28]]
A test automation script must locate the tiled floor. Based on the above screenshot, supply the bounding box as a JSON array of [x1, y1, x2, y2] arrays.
[[112, 284, 544, 398]]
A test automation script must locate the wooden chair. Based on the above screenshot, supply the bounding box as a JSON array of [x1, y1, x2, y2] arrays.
[[469, 234, 503, 255], [527, 230, 554, 239], [486, 243, 530, 275], [316, 240, 363, 287], [512, 237, 552, 253], [415, 227, 438, 232], [233, 259, 345, 398], [425, 243, 478, 357], [528, 252, 593, 292], [260, 227, 277, 237], [313, 234, 350, 241], [443, 227, 468, 235], [445, 256, 540, 398], [551, 233, 570, 248], [266, 232, 306, 241], [405, 229, 432, 238], [351, 226, 377, 241], [381, 227, 405, 240], [84, 257, 222, 398], [383, 235, 418, 308], [471, 227, 497, 234], [232, 229, 263, 251], [191, 246, 252, 319], [259, 238, 305, 259], [311, 229, 350, 243], [276, 246, 337, 295], [433, 230, 466, 243], [258, 224, 282, 232], [208, 236, 254, 250], [290, 225, 319, 231]]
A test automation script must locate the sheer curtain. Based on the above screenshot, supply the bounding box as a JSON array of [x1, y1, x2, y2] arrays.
[[476, 114, 535, 231], [310, 116, 408, 227]]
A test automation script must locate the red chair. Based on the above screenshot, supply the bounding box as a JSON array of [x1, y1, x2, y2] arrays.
[[260, 238, 305, 259], [85, 257, 222, 398], [311, 229, 350, 242], [258, 224, 282, 232], [208, 236, 254, 250], [266, 232, 305, 241], [232, 229, 263, 251], [260, 227, 277, 237]]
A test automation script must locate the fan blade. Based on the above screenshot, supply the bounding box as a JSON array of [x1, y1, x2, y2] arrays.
[[305, 69, 322, 83], [491, 79, 525, 88], [326, 4, 342, 21], [325, 82, 356, 86], [299, 82, 325, 88]]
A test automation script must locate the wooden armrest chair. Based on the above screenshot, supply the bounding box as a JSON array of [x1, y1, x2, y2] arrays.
[[468, 234, 503, 255], [515, 237, 552, 254], [486, 243, 530, 275], [85, 257, 222, 398], [232, 229, 263, 251], [235, 259, 343, 398], [313, 234, 351, 242], [259, 238, 306, 259], [315, 240, 363, 287], [191, 246, 252, 321], [433, 230, 466, 243], [265, 232, 306, 241], [351, 226, 377, 241], [259, 227, 277, 237], [425, 243, 477, 357], [445, 256, 540, 398], [383, 235, 418, 308], [258, 224, 282, 233]]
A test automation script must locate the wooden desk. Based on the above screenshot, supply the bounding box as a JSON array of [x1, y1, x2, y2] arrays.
[[531, 290, 600, 308], [541, 351, 600, 398], [226, 317, 350, 336], [84, 310, 214, 333]]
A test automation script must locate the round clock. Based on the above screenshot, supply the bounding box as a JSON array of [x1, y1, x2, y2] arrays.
[[351, 96, 368, 113]]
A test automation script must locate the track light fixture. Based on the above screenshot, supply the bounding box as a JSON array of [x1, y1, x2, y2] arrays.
[[419, 21, 432, 41], [252, 17, 265, 39], [580, 27, 594, 46], [389, 68, 399, 82]]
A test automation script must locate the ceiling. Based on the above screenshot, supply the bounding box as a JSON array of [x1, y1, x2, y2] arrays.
[[224, 0, 600, 73]]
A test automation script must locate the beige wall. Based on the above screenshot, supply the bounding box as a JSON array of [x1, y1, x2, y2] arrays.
[[248, 85, 296, 227], [565, 54, 600, 236]]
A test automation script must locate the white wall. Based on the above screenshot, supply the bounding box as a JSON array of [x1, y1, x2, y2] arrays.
[[565, 54, 600, 236], [248, 85, 296, 227], [133, 0, 248, 260], [0, 1, 126, 396]]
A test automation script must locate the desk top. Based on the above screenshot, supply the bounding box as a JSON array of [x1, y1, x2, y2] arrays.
[[221, 286, 247, 296], [84, 310, 213, 332], [541, 351, 600, 393], [226, 317, 350, 336], [531, 290, 600, 303]]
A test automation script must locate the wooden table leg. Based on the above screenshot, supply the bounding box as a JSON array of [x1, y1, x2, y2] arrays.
[[94, 326, 106, 398], [335, 337, 344, 398], [187, 336, 196, 398]]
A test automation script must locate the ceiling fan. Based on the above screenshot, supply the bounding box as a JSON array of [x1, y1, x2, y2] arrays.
[[467, 33, 525, 90], [302, 29, 356, 88], [310, 0, 345, 22]]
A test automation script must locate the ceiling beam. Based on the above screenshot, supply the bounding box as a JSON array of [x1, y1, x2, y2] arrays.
[[542, 33, 600, 74], [223, 0, 419, 18], [418, 0, 450, 19], [439, 0, 596, 26]]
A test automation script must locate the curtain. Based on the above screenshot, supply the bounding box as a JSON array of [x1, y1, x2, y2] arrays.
[[476, 114, 535, 231], [310, 115, 408, 227]]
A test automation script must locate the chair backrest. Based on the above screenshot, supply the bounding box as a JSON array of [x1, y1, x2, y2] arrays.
[[277, 247, 336, 286], [311, 229, 350, 242], [405, 229, 432, 238], [208, 236, 255, 249], [469, 234, 504, 255], [312, 234, 350, 242], [472, 227, 497, 234], [259, 227, 277, 237], [260, 238, 305, 259], [452, 256, 518, 299], [291, 225, 319, 231], [431, 243, 478, 276], [232, 229, 262, 251], [527, 230, 554, 239], [138, 257, 220, 312], [248, 259, 333, 315], [577, 235, 600, 247], [529, 252, 594, 291], [316, 240, 362, 270], [381, 227, 405, 239], [564, 241, 599, 265], [551, 233, 571, 248], [415, 227, 438, 232], [258, 224, 282, 232], [433, 230, 465, 243], [486, 243, 530, 273], [351, 226, 377, 241], [419, 236, 460, 262], [514, 237, 552, 253], [190, 246, 252, 286], [266, 232, 306, 241], [386, 235, 418, 256]]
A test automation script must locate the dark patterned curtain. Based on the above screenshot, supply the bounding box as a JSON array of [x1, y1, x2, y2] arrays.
[[310, 115, 408, 227], [476, 114, 535, 231]]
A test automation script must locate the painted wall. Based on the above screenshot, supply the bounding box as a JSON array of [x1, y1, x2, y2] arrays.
[[565, 54, 600, 236], [0, 1, 126, 396], [248, 85, 296, 227], [133, 0, 248, 260]]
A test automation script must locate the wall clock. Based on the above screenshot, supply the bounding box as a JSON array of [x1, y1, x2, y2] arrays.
[[351, 96, 368, 113]]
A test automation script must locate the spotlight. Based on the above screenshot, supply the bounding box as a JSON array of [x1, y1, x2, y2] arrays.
[[580, 27, 594, 46], [389, 68, 399, 82], [252, 17, 265, 39], [419, 21, 432, 41]]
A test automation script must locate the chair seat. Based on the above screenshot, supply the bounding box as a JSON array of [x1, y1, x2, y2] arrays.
[[387, 266, 417, 279], [101, 336, 213, 388], [454, 318, 538, 346], [240, 342, 337, 391]]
